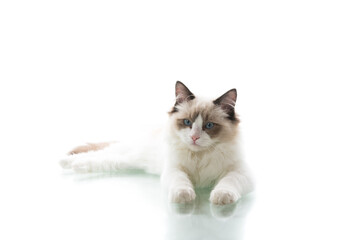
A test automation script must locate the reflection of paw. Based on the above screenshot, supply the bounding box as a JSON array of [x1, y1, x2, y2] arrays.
[[169, 201, 195, 216], [210, 202, 237, 219], [210, 189, 240, 205], [169, 187, 196, 203]]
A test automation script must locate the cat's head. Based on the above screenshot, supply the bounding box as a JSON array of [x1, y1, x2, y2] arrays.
[[168, 81, 240, 152]]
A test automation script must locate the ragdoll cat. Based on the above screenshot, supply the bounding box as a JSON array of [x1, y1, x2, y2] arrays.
[[60, 81, 253, 205]]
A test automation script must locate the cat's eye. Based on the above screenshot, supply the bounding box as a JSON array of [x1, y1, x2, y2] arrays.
[[184, 119, 192, 126], [205, 122, 214, 129]]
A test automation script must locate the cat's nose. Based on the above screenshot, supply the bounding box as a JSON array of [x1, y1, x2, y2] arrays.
[[191, 136, 200, 142]]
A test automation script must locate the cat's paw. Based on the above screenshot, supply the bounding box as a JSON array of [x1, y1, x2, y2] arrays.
[[210, 188, 240, 205], [169, 187, 196, 203]]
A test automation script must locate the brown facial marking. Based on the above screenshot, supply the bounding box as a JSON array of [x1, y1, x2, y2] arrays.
[[176, 119, 191, 130], [199, 105, 239, 141], [170, 94, 240, 144], [203, 123, 222, 138]]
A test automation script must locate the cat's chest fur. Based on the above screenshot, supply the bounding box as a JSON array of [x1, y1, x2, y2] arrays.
[[176, 146, 235, 188]]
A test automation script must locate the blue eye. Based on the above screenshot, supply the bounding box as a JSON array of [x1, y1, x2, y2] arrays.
[[184, 119, 192, 126], [205, 122, 214, 129]]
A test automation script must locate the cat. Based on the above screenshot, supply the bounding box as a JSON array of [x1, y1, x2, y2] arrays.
[[60, 81, 254, 205]]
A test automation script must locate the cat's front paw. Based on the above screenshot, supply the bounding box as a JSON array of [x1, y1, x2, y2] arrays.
[[169, 187, 196, 203], [210, 189, 240, 205]]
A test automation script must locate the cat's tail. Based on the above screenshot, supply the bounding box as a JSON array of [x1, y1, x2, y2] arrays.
[[68, 141, 116, 155]]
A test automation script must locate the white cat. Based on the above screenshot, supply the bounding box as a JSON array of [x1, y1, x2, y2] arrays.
[[60, 81, 254, 205]]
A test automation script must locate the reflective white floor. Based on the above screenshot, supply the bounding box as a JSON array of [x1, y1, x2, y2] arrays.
[[56, 170, 254, 240], [1, 147, 359, 240]]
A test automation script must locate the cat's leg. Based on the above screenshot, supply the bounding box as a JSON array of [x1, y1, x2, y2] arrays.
[[210, 170, 252, 205], [164, 169, 196, 203]]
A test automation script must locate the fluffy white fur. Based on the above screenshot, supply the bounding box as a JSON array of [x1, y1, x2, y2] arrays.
[[60, 82, 253, 205]]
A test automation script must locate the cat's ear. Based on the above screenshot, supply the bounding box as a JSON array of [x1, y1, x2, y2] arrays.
[[213, 89, 238, 121], [175, 81, 195, 104]]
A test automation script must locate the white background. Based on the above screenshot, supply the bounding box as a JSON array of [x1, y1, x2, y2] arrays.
[[1, 1, 359, 239]]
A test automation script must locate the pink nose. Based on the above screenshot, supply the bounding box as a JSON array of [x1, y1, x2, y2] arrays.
[[192, 136, 200, 142]]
